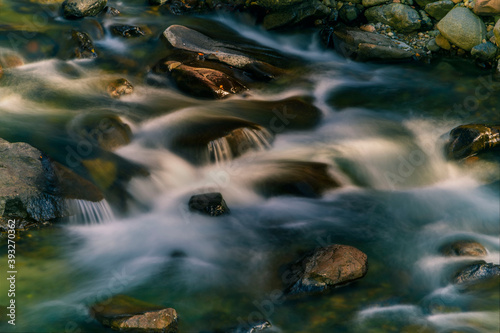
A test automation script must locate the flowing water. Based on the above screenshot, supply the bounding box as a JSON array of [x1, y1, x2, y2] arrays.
[[0, 1, 499, 333]]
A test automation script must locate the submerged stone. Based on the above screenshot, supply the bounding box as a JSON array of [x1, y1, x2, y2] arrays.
[[62, 0, 107, 19], [283, 244, 368, 296], [90, 294, 178, 332], [71, 30, 97, 59], [440, 240, 488, 257], [452, 261, 500, 286], [107, 78, 134, 99], [111, 25, 145, 38], [188, 192, 230, 217]]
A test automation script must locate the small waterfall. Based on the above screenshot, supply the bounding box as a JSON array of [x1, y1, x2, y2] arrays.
[[208, 126, 274, 164], [67, 199, 115, 225]]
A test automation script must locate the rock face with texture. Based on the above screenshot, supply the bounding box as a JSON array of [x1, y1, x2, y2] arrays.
[[453, 261, 500, 286], [164, 61, 246, 99], [471, 42, 498, 61], [440, 240, 488, 257], [189, 192, 230, 216], [0, 139, 102, 229], [436, 7, 487, 51], [90, 295, 178, 332], [62, 0, 107, 18], [332, 27, 421, 62], [283, 244, 368, 295], [424, 0, 455, 20], [107, 78, 134, 99], [474, 0, 500, 16], [446, 124, 500, 160], [364, 3, 421, 32], [262, 0, 331, 30]]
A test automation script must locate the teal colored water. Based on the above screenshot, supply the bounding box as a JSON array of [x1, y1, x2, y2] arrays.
[[0, 1, 499, 332]]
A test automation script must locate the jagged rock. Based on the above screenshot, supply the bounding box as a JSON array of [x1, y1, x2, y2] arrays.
[[440, 240, 488, 257], [111, 25, 145, 38], [332, 26, 420, 62], [62, 0, 107, 19], [107, 78, 134, 98], [188, 192, 230, 217], [364, 3, 421, 32], [474, 0, 500, 16], [71, 30, 97, 59], [424, 0, 455, 20], [0, 139, 102, 230], [471, 42, 498, 61], [452, 261, 500, 286], [437, 7, 487, 51], [446, 124, 500, 160], [262, 0, 331, 30], [251, 160, 340, 198], [283, 244, 368, 295], [163, 61, 246, 99], [90, 295, 178, 332]]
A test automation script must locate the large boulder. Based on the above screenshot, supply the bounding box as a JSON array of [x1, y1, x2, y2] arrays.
[[62, 0, 107, 19], [283, 244, 368, 295], [446, 124, 500, 160], [332, 27, 421, 62], [440, 240, 487, 257], [0, 139, 103, 230], [90, 295, 178, 332], [364, 3, 421, 32], [474, 0, 500, 16], [436, 7, 487, 51]]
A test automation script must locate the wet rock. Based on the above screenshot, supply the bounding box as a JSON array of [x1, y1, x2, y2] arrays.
[[283, 244, 368, 295], [415, 0, 435, 6], [452, 261, 500, 286], [100, 6, 120, 16], [440, 240, 488, 257], [0, 49, 25, 68], [424, 0, 455, 20], [90, 294, 178, 332], [0, 65, 2, 79], [71, 30, 97, 59], [165, 61, 246, 99], [149, 0, 168, 5], [437, 7, 487, 51], [446, 124, 500, 160], [107, 78, 134, 99], [332, 26, 420, 61], [427, 38, 440, 52], [188, 192, 230, 217], [419, 9, 434, 31], [163, 25, 282, 79], [474, 0, 500, 16], [111, 25, 145, 38], [252, 160, 340, 198], [339, 4, 362, 24], [49, 161, 104, 202], [364, 3, 421, 32], [362, 0, 390, 7], [471, 42, 498, 61], [0, 139, 70, 229], [262, 0, 331, 30], [225, 320, 272, 333], [69, 114, 132, 151], [62, 0, 107, 19]]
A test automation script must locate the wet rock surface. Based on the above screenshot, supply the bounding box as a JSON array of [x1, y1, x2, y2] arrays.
[[188, 192, 230, 217], [90, 294, 178, 332], [446, 124, 500, 160], [62, 0, 107, 19], [283, 244, 368, 296], [364, 3, 421, 33], [452, 261, 500, 286], [111, 25, 146, 38], [107, 78, 134, 98], [440, 240, 488, 257], [70, 30, 97, 59]]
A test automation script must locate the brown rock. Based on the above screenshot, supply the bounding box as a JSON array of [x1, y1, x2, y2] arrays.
[[90, 295, 178, 333], [474, 0, 500, 15], [107, 78, 134, 98], [0, 54, 24, 68], [435, 34, 451, 50], [284, 244, 368, 295], [360, 24, 376, 32], [440, 240, 488, 257], [0, 65, 3, 79]]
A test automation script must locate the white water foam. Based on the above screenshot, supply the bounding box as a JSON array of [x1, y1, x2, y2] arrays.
[[67, 199, 115, 225]]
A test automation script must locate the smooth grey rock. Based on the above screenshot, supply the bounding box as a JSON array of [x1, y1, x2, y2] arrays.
[[365, 3, 421, 32], [427, 38, 441, 52], [437, 7, 487, 51], [471, 42, 498, 60]]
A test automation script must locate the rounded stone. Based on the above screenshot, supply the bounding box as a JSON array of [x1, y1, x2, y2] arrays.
[[436, 7, 487, 51]]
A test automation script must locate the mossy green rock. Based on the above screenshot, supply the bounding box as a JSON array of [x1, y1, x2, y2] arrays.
[[437, 7, 487, 51], [365, 3, 421, 32], [424, 0, 455, 20]]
